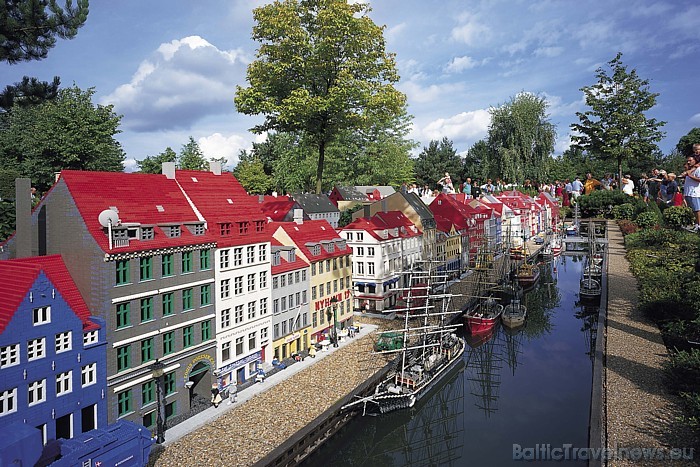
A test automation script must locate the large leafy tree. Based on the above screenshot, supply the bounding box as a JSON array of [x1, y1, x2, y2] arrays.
[[571, 52, 665, 186], [414, 137, 462, 188], [1, 0, 89, 64], [487, 93, 556, 185], [0, 85, 124, 191], [234, 0, 406, 194], [233, 155, 272, 194], [676, 128, 700, 157], [178, 136, 208, 171], [0, 75, 61, 111], [463, 140, 490, 182], [137, 147, 177, 174]]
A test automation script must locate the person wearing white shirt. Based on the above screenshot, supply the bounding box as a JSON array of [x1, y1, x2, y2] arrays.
[[621, 175, 635, 196]]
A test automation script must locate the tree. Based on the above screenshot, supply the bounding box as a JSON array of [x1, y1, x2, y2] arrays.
[[0, 75, 60, 111], [178, 137, 208, 171], [463, 140, 490, 182], [233, 155, 272, 194], [235, 0, 406, 194], [414, 138, 462, 188], [571, 52, 666, 186], [0, 85, 124, 191], [137, 147, 177, 174], [676, 128, 700, 157], [487, 93, 556, 184], [1, 0, 89, 64]]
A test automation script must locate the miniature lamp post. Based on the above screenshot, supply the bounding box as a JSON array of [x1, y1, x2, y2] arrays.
[[150, 359, 166, 444], [329, 296, 339, 347]]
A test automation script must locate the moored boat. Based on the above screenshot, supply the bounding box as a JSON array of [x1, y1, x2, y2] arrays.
[[502, 298, 527, 328], [465, 297, 503, 334], [516, 263, 540, 289], [580, 277, 601, 301]]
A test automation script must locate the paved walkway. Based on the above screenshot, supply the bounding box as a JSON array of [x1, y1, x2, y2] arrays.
[[605, 223, 696, 466], [162, 323, 378, 446]]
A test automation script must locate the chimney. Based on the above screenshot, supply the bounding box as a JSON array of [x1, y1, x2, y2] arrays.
[[363, 204, 371, 219], [258, 194, 264, 204], [162, 162, 176, 179], [15, 178, 32, 258], [210, 161, 222, 175], [293, 208, 304, 225]]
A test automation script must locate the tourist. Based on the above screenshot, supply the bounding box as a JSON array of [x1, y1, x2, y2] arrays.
[[211, 384, 222, 408], [638, 173, 650, 203], [438, 172, 454, 194], [462, 178, 472, 198], [681, 151, 700, 231], [647, 168, 662, 201], [583, 173, 602, 195], [571, 177, 583, 199], [621, 175, 634, 196], [666, 173, 679, 205]]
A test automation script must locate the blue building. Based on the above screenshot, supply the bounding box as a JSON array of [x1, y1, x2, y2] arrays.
[[0, 255, 107, 445]]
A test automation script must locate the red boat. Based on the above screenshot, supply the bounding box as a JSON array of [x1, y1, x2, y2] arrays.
[[465, 298, 503, 334], [516, 263, 540, 289], [466, 325, 497, 348], [509, 246, 527, 260]]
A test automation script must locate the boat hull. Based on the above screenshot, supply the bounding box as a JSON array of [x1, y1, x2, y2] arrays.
[[517, 268, 540, 289], [502, 303, 527, 328]]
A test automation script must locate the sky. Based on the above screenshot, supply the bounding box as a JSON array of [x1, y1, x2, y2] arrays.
[[2, 0, 699, 173]]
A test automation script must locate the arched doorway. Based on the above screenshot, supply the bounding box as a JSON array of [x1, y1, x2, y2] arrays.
[[185, 361, 210, 411]]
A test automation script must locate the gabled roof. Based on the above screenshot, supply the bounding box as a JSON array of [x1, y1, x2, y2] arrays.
[[260, 199, 298, 222], [428, 194, 471, 230], [60, 170, 216, 254], [433, 214, 455, 234], [0, 255, 98, 334], [270, 239, 309, 274], [400, 192, 434, 222], [272, 220, 348, 262], [293, 193, 340, 214], [355, 186, 396, 198], [333, 186, 367, 201], [342, 211, 420, 241]]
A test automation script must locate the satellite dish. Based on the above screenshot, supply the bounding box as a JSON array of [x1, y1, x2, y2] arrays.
[[98, 209, 120, 227]]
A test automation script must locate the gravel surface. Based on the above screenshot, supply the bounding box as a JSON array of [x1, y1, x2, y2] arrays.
[[605, 222, 697, 466]]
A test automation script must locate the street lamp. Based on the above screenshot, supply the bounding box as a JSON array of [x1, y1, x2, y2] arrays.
[[329, 296, 339, 347], [150, 359, 166, 444]]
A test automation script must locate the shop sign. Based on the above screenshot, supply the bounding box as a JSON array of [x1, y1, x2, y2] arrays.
[[183, 354, 215, 381], [216, 351, 261, 375], [314, 289, 352, 311]]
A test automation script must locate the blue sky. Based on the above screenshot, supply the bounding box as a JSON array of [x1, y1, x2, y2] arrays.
[[2, 0, 698, 172]]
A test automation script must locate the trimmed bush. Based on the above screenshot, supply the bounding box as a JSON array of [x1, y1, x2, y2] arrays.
[[578, 190, 630, 217], [612, 203, 635, 220], [636, 211, 660, 229], [664, 349, 700, 394], [617, 219, 639, 235], [664, 205, 694, 230]]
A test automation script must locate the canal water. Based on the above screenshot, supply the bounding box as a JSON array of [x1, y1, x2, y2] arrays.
[[302, 254, 600, 466]]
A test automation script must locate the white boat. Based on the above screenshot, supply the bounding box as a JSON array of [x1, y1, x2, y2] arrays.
[[342, 261, 465, 415], [502, 298, 527, 328]]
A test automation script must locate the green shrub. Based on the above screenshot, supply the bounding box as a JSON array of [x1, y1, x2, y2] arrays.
[[639, 299, 696, 323], [624, 227, 688, 249], [559, 206, 572, 219], [636, 211, 660, 229], [578, 190, 629, 217], [664, 205, 694, 230], [612, 203, 635, 220], [678, 392, 700, 431], [617, 219, 639, 235], [664, 349, 700, 394]]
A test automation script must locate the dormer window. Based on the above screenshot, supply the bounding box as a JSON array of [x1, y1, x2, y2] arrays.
[[288, 249, 296, 262], [164, 225, 181, 238], [255, 221, 265, 232], [272, 252, 281, 266], [311, 245, 321, 256], [220, 223, 231, 236], [140, 227, 154, 240], [186, 223, 205, 236], [112, 228, 128, 241], [238, 222, 249, 234], [322, 241, 334, 253]]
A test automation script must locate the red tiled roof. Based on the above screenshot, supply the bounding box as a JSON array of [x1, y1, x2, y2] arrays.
[[428, 194, 472, 230], [433, 214, 454, 233], [0, 255, 98, 334], [270, 238, 309, 274], [342, 211, 420, 241], [60, 170, 216, 254], [272, 220, 348, 262], [261, 199, 296, 221]]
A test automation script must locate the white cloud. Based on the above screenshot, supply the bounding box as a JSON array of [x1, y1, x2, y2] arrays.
[[123, 158, 139, 173], [690, 113, 700, 124], [446, 56, 478, 73], [101, 36, 248, 132], [451, 13, 490, 46], [399, 80, 465, 104], [420, 109, 491, 142], [385, 22, 406, 42], [198, 133, 254, 169], [533, 46, 564, 58]]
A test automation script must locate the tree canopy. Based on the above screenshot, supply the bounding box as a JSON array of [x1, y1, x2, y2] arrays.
[[233, 155, 272, 194], [571, 52, 665, 185], [487, 93, 556, 184], [414, 137, 462, 188], [178, 136, 209, 171], [1, 0, 89, 64], [0, 75, 61, 111], [234, 0, 407, 194], [137, 147, 177, 174], [676, 128, 700, 157]]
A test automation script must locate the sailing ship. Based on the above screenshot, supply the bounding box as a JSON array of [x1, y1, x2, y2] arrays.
[[516, 263, 540, 289], [342, 262, 465, 415]]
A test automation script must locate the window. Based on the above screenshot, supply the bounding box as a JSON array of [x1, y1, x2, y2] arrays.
[[289, 249, 296, 262], [116, 260, 130, 285], [0, 388, 17, 416], [140, 297, 153, 322], [289, 294, 295, 307], [346, 256, 351, 267], [220, 250, 230, 269], [273, 299, 279, 314], [334, 280, 338, 292], [282, 320, 287, 335], [248, 273, 256, 292], [272, 252, 281, 266], [81, 363, 96, 387], [313, 312, 317, 327], [248, 332, 256, 351], [56, 371, 72, 396], [183, 325, 194, 348], [182, 251, 193, 273], [0, 344, 19, 368], [116, 303, 130, 328], [116, 345, 130, 372], [182, 288, 193, 311], [260, 298, 268, 315], [192, 223, 205, 235], [234, 305, 244, 324], [220, 223, 231, 236], [312, 286, 317, 300], [33, 306, 51, 325], [27, 338, 45, 361], [28, 379, 46, 406], [161, 254, 173, 277], [142, 381, 155, 406], [235, 337, 244, 355], [295, 271, 300, 283], [222, 341, 230, 361], [273, 277, 278, 289], [221, 279, 230, 299], [258, 245, 267, 262], [238, 222, 249, 235], [221, 308, 231, 328], [247, 246, 255, 263], [326, 260, 331, 272], [333, 258, 337, 270], [141, 227, 154, 240], [163, 332, 174, 355], [340, 277, 344, 289], [287, 273, 293, 285], [357, 232, 364, 241], [274, 324, 280, 339], [162, 293, 174, 316], [368, 247, 375, 256], [281, 296, 287, 312], [302, 290, 307, 303], [357, 247, 364, 256], [200, 285, 211, 306], [261, 326, 268, 340], [117, 390, 132, 417], [259, 271, 267, 288], [165, 401, 176, 421], [358, 262, 365, 274], [201, 320, 211, 341], [200, 249, 210, 270], [311, 263, 316, 275], [347, 232, 353, 240], [302, 269, 307, 281], [55, 332, 71, 353], [319, 284, 325, 297], [234, 277, 243, 295], [296, 292, 301, 306], [141, 338, 153, 363], [233, 248, 243, 266], [368, 263, 375, 275], [164, 372, 176, 395], [248, 302, 256, 320], [166, 225, 181, 237], [139, 257, 152, 281], [255, 220, 265, 232], [280, 275, 286, 287]]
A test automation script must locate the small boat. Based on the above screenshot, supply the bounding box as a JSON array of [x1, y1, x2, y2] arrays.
[[540, 244, 553, 259], [465, 297, 503, 334], [502, 298, 527, 328], [580, 277, 602, 301], [551, 239, 562, 256], [565, 224, 578, 236], [509, 246, 527, 260], [591, 253, 603, 266], [516, 263, 540, 289], [466, 326, 497, 348], [584, 262, 602, 278]]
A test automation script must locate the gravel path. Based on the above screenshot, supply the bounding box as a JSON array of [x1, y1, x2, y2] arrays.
[[605, 222, 697, 466]]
